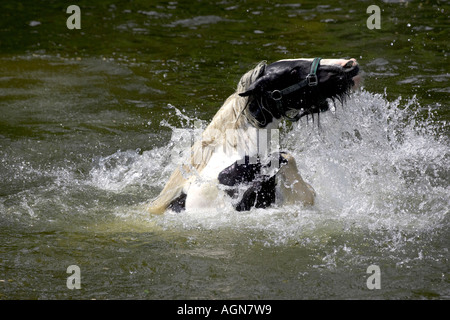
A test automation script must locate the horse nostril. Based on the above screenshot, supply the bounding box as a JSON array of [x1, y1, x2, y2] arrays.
[[343, 60, 354, 68], [345, 64, 360, 78]]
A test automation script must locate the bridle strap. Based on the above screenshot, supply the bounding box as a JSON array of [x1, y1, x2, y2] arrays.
[[270, 58, 321, 121]]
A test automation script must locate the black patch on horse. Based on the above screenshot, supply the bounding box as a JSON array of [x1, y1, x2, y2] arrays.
[[218, 154, 287, 211], [168, 153, 288, 212], [168, 192, 187, 213]]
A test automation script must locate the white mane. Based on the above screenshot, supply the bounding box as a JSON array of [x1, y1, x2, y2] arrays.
[[148, 61, 267, 214]]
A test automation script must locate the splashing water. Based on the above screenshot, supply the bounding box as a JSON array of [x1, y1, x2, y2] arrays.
[[87, 89, 448, 249], [289, 90, 448, 235]]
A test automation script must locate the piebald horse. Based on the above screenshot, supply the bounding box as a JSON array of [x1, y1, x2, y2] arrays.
[[148, 58, 360, 214]]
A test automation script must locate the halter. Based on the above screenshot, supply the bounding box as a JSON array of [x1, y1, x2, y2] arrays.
[[269, 57, 321, 121]]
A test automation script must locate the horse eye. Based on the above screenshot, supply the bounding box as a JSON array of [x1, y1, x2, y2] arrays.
[[290, 69, 297, 76]]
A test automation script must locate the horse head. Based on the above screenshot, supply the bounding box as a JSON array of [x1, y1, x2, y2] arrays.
[[239, 58, 360, 126]]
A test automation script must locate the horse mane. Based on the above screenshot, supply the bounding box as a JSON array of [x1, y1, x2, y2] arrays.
[[148, 61, 267, 214]]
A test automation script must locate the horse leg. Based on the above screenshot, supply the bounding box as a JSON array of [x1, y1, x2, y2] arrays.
[[276, 152, 315, 206]]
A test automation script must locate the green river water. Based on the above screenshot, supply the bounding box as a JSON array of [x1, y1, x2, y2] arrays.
[[0, 0, 449, 299]]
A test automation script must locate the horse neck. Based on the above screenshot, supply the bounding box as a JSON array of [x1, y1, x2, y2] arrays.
[[202, 93, 282, 163], [223, 113, 281, 162]]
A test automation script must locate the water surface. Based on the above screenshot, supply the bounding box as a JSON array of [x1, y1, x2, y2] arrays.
[[0, 0, 449, 299]]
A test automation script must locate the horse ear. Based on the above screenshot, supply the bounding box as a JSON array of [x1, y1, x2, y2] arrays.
[[238, 62, 268, 97], [238, 88, 254, 97], [238, 74, 270, 97]]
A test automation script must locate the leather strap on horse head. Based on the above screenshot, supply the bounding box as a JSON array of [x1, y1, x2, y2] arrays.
[[270, 57, 322, 121]]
